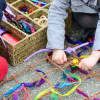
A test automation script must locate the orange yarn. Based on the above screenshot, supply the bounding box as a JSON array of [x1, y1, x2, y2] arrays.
[[37, 3, 41, 7]]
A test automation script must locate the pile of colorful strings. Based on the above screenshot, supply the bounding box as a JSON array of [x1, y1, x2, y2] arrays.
[[1, 69, 47, 100], [3, 6, 35, 35]]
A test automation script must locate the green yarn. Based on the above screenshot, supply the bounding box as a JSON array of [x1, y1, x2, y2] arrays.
[[50, 93, 59, 100], [58, 82, 66, 88], [71, 65, 77, 71]]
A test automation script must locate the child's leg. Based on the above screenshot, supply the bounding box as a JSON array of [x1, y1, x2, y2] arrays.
[[73, 13, 98, 42], [73, 12, 99, 29]]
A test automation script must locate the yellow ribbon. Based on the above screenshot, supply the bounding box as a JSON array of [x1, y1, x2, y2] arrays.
[[72, 55, 89, 66], [35, 74, 81, 100]]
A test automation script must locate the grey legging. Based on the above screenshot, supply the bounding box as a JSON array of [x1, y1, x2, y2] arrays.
[[73, 12, 99, 29], [73, 12, 99, 41]]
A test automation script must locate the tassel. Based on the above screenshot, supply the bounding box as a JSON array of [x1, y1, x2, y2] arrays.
[[50, 93, 59, 100]]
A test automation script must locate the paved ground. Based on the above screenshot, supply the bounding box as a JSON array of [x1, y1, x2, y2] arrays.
[[0, 21, 100, 100]]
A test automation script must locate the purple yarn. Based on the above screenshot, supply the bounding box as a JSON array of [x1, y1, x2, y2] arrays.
[[34, 2, 38, 4], [78, 68, 90, 79], [13, 90, 18, 100], [21, 82, 37, 87], [93, 98, 100, 100], [67, 77, 76, 82], [78, 67, 89, 74], [24, 42, 89, 62], [54, 83, 60, 88], [21, 68, 47, 87], [19, 85, 25, 92], [76, 89, 89, 98], [36, 69, 46, 75], [35, 69, 47, 86], [36, 79, 45, 87], [41, 2, 45, 7]]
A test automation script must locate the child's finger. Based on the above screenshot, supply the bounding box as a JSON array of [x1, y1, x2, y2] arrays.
[[63, 54, 67, 62], [88, 66, 92, 70], [78, 62, 82, 68], [59, 59, 64, 64], [79, 61, 88, 70], [79, 62, 86, 70], [81, 65, 85, 70], [84, 66, 88, 70], [55, 57, 63, 64]]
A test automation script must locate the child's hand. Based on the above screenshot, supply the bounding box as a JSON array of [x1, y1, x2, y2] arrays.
[[52, 49, 67, 64], [79, 51, 100, 70]]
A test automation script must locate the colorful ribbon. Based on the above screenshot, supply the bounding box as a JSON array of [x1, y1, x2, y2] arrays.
[[19, 21, 35, 34], [31, 0, 47, 5], [13, 85, 29, 100], [54, 81, 77, 89], [34, 74, 81, 100], [1, 69, 47, 99]]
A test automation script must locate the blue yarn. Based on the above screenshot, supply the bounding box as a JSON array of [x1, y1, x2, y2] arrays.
[[1, 84, 22, 99], [77, 50, 83, 57], [98, 61, 100, 63], [66, 35, 86, 50], [31, 0, 47, 5], [56, 82, 75, 89], [36, 69, 47, 78], [1, 69, 47, 99], [54, 80, 77, 89]]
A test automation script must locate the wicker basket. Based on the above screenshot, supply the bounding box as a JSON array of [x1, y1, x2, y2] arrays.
[[0, 0, 72, 66], [29, 9, 48, 27], [6, 0, 17, 4], [0, 19, 47, 66]]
